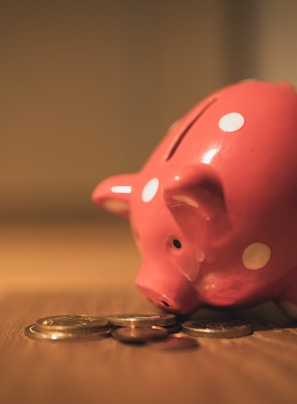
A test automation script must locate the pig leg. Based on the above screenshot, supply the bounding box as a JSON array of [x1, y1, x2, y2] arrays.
[[278, 278, 297, 319]]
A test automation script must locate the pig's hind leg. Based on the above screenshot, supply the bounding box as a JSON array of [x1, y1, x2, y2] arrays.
[[278, 277, 297, 320]]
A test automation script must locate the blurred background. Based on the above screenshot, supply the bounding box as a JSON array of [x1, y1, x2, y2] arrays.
[[1, 0, 296, 223], [1, 0, 297, 292]]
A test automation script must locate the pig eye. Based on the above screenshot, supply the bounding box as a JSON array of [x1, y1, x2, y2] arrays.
[[173, 239, 182, 249]]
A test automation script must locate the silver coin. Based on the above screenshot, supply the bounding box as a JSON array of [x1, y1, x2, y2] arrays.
[[149, 335, 199, 351], [35, 315, 109, 333], [111, 326, 168, 344], [182, 319, 252, 338], [24, 324, 111, 341], [107, 313, 176, 327]]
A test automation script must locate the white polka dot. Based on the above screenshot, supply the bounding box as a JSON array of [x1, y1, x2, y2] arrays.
[[219, 112, 245, 132], [142, 178, 159, 202], [242, 242, 271, 270]]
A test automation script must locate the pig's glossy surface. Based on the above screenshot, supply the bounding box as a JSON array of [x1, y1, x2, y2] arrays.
[[92, 80, 297, 317]]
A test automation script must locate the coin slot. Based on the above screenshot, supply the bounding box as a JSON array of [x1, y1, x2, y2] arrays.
[[164, 97, 217, 161], [161, 300, 170, 308]]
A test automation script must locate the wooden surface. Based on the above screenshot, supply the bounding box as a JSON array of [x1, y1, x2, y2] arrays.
[[1, 222, 297, 404]]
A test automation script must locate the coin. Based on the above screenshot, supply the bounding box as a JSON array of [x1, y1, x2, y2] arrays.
[[24, 324, 111, 341], [35, 315, 109, 333], [181, 319, 252, 338], [111, 326, 168, 344], [107, 313, 176, 327], [149, 335, 199, 351], [162, 323, 182, 334]]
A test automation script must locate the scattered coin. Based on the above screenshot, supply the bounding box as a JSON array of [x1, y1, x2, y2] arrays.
[[35, 315, 109, 333], [181, 319, 252, 338], [149, 335, 199, 351], [24, 312, 253, 344], [107, 313, 177, 327], [24, 323, 111, 341], [111, 326, 168, 344], [161, 323, 182, 334]]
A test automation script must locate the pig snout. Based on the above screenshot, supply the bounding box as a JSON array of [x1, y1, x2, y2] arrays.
[[136, 263, 199, 315]]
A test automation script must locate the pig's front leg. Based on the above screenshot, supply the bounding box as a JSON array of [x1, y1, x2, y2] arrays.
[[278, 276, 297, 319]]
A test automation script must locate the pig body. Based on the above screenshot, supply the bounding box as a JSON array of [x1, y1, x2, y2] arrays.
[[93, 80, 297, 317]]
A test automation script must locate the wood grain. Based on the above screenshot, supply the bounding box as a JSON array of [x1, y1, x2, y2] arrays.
[[0, 291, 296, 404], [0, 222, 297, 404]]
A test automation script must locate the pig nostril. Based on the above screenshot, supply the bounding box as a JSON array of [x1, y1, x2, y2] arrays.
[[173, 239, 182, 249], [161, 300, 170, 308]]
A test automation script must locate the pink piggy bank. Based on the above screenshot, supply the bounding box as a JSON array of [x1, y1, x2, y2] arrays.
[[92, 80, 297, 317]]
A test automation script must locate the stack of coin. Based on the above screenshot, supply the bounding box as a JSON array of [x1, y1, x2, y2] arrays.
[[107, 313, 174, 344], [24, 315, 111, 341], [111, 326, 168, 344], [107, 313, 177, 327], [107, 313, 198, 350]]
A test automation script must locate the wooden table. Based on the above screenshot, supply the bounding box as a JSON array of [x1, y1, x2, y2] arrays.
[[1, 221, 297, 404]]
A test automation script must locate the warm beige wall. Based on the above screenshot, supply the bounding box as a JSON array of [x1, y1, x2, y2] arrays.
[[0, 1, 260, 221], [255, 0, 297, 85]]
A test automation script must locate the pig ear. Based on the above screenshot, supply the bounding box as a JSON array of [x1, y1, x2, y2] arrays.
[[92, 174, 136, 218], [164, 164, 225, 219]]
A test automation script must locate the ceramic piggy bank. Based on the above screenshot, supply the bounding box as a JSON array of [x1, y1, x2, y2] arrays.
[[92, 80, 297, 317]]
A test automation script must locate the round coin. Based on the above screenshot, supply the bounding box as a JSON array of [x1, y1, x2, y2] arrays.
[[149, 335, 199, 351], [35, 315, 109, 333], [24, 324, 111, 341], [107, 313, 176, 327], [111, 326, 168, 344], [181, 319, 252, 338]]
